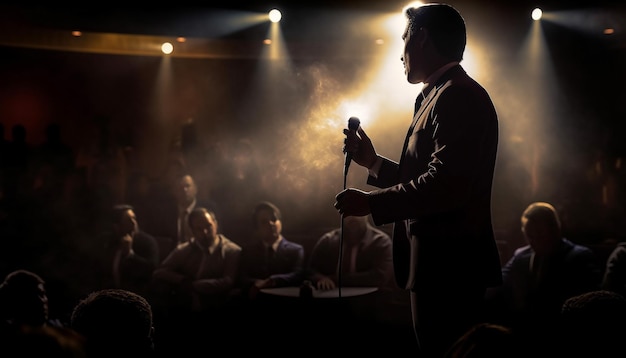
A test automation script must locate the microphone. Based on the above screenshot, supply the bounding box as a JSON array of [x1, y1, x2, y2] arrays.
[[344, 117, 361, 174]]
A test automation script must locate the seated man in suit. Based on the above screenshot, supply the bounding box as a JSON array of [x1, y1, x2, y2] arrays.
[[151, 207, 241, 315], [238, 201, 305, 300], [307, 215, 395, 322], [308, 215, 393, 290], [92, 204, 160, 297], [485, 201, 602, 355]]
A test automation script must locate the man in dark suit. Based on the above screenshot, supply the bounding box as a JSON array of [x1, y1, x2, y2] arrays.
[[93, 204, 159, 297], [151, 207, 241, 314], [334, 4, 502, 357], [307, 215, 396, 323], [238, 201, 305, 300], [486, 202, 601, 355], [307, 215, 393, 291]]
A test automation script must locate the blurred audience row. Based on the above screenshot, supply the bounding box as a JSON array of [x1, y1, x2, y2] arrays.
[[3, 121, 626, 356], [2, 193, 626, 356], [91, 198, 399, 317]]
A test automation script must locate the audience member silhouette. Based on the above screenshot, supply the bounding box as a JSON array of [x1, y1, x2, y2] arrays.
[[75, 117, 129, 229], [443, 322, 523, 358], [70, 288, 155, 358], [559, 290, 626, 358], [29, 123, 75, 229], [0, 269, 64, 329], [601, 240, 626, 296], [54, 167, 95, 253], [0, 123, 8, 269], [91, 204, 159, 296], [485, 201, 602, 354], [238, 201, 305, 301], [0, 122, 7, 156], [151, 207, 241, 315], [34, 122, 75, 187], [4, 124, 34, 204], [0, 122, 8, 194]]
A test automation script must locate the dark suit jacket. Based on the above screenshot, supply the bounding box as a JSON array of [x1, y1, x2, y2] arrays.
[[307, 224, 393, 288], [97, 230, 160, 295], [602, 242, 626, 296], [367, 65, 502, 291], [151, 234, 242, 310], [147, 195, 219, 260], [239, 236, 305, 290], [494, 239, 601, 318]]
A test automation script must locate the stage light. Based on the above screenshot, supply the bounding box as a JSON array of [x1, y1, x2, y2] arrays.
[[269, 9, 282, 23], [532, 8, 543, 21], [161, 42, 173, 55]]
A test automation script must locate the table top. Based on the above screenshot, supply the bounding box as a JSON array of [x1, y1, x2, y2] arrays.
[[260, 286, 378, 298]]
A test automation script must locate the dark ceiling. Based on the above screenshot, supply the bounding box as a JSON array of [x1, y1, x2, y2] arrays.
[[2, 1, 625, 39], [1, 1, 624, 61]]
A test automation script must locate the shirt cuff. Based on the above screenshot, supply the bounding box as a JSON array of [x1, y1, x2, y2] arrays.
[[368, 156, 383, 179]]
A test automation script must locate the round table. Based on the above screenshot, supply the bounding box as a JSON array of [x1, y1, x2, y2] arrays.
[[260, 286, 378, 298]]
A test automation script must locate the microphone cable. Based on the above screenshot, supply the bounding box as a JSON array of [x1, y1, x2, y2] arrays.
[[338, 116, 359, 298], [338, 195, 346, 299]]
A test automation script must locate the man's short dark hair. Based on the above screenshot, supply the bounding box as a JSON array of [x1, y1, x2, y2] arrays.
[[188, 207, 217, 227], [521, 201, 561, 236], [0, 269, 44, 292], [405, 3, 466, 61], [252, 201, 282, 227], [70, 289, 153, 355], [111, 204, 134, 224]]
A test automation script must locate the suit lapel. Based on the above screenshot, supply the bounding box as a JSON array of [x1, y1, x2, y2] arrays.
[[398, 88, 439, 170], [399, 92, 425, 168]]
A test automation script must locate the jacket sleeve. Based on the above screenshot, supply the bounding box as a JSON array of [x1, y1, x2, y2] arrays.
[[193, 245, 242, 295], [602, 244, 626, 295], [269, 243, 305, 287]]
